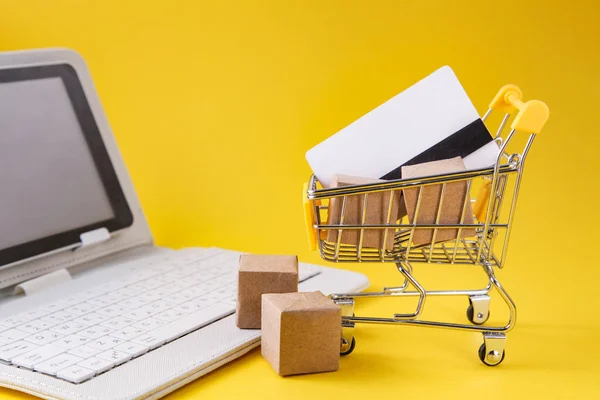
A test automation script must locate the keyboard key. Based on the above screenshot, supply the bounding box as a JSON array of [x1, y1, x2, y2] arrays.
[[87, 336, 124, 351], [154, 309, 187, 323], [151, 274, 175, 287], [96, 305, 127, 318], [12, 344, 65, 369], [202, 268, 225, 280], [119, 275, 145, 286], [181, 284, 212, 298], [56, 364, 95, 383], [171, 302, 195, 315], [34, 353, 83, 376], [73, 313, 109, 326], [25, 331, 64, 346], [158, 282, 186, 295], [64, 303, 100, 316], [213, 284, 236, 300], [100, 316, 135, 330], [152, 286, 178, 298], [213, 275, 235, 287], [169, 279, 197, 291], [162, 268, 193, 280], [41, 311, 77, 324], [119, 297, 148, 310], [109, 326, 146, 341], [68, 345, 102, 359], [96, 349, 131, 365], [77, 357, 114, 374], [19, 308, 52, 320], [0, 329, 30, 341], [132, 318, 167, 332], [114, 342, 148, 357], [49, 322, 87, 336], [139, 300, 172, 315], [78, 326, 114, 340], [128, 282, 152, 292], [112, 286, 144, 299], [86, 293, 120, 308], [220, 298, 237, 308], [39, 301, 69, 313], [163, 292, 194, 304], [0, 316, 31, 328], [77, 287, 107, 299], [188, 296, 219, 310], [96, 281, 124, 293], [100, 279, 125, 293], [137, 290, 163, 303], [0, 336, 16, 345], [52, 334, 90, 350], [129, 334, 163, 349], [0, 341, 39, 362], [86, 297, 114, 308], [121, 309, 154, 321], [19, 320, 57, 334], [131, 304, 231, 347], [61, 294, 90, 306]]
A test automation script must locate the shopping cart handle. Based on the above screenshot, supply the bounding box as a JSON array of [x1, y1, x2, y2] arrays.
[[489, 84, 549, 134], [303, 182, 318, 251]]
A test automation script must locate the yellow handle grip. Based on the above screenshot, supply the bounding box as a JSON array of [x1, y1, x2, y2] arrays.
[[489, 84, 549, 134], [473, 179, 492, 222], [303, 183, 318, 251]]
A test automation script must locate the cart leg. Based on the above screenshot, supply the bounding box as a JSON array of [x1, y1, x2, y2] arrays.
[[467, 295, 491, 325], [383, 262, 412, 293], [335, 297, 356, 356], [479, 332, 506, 366], [393, 262, 426, 320]]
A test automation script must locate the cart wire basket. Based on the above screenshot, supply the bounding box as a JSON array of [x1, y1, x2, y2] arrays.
[[303, 84, 549, 366]]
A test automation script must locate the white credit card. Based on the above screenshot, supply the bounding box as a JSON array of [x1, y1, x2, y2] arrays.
[[306, 66, 499, 187]]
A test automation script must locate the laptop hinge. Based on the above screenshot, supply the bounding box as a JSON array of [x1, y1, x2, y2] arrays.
[[78, 227, 111, 249], [14, 268, 72, 296]]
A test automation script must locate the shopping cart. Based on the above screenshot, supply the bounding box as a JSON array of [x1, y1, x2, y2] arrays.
[[303, 84, 549, 366]]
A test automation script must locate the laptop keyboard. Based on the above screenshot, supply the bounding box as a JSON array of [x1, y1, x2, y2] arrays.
[[0, 249, 320, 384]]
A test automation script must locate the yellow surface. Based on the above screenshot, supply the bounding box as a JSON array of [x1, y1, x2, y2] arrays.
[[1, 0, 599, 399]]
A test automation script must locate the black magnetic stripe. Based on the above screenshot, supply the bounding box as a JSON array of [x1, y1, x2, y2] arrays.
[[380, 119, 492, 180]]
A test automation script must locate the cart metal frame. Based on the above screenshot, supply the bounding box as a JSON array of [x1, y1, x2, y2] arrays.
[[303, 84, 549, 365]]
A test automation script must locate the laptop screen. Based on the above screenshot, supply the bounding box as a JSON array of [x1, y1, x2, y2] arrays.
[[0, 64, 133, 267]]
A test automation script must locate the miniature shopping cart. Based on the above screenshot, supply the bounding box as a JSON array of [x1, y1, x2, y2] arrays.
[[303, 85, 549, 366]]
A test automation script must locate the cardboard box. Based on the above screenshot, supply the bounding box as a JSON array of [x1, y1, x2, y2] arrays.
[[327, 175, 406, 250], [261, 291, 341, 376], [236, 255, 298, 329], [401, 157, 476, 245]]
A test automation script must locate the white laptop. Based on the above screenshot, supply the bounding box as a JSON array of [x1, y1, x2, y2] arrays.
[[0, 48, 369, 400]]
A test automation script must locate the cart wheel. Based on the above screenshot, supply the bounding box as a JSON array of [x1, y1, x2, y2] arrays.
[[478, 343, 505, 366], [467, 300, 490, 325], [340, 337, 356, 356]]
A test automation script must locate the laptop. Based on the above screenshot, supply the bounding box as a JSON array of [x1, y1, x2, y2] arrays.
[[0, 48, 369, 400]]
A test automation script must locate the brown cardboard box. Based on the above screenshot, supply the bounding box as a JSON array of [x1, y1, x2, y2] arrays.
[[236, 255, 298, 329], [401, 157, 476, 245], [327, 175, 406, 250], [261, 291, 341, 376]]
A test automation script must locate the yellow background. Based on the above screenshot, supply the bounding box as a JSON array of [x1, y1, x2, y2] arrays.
[[1, 0, 599, 398]]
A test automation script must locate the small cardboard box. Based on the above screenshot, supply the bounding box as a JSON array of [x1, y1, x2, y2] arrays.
[[327, 174, 406, 250], [401, 157, 476, 245], [261, 291, 341, 376], [236, 255, 298, 329]]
